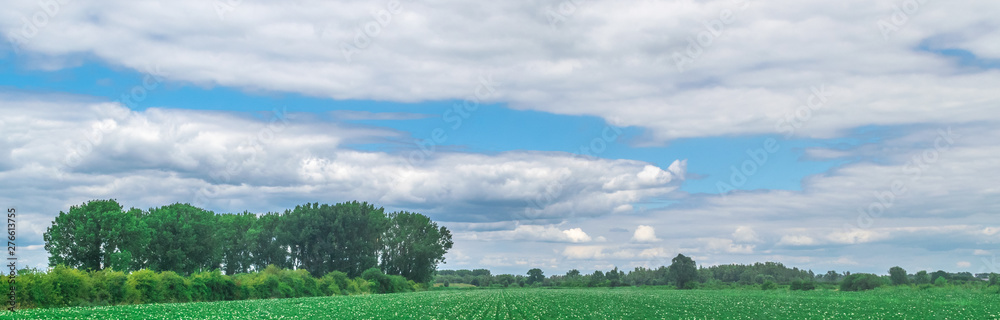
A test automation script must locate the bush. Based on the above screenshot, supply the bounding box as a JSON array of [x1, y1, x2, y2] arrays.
[[790, 279, 816, 291], [159, 271, 191, 303], [126, 269, 163, 303], [319, 271, 349, 296], [840, 273, 883, 292], [761, 280, 778, 290], [91, 269, 129, 305], [362, 268, 392, 294], [49, 265, 93, 306], [934, 277, 948, 287]]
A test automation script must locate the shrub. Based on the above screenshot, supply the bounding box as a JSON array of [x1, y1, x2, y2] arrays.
[[761, 280, 778, 290], [840, 273, 883, 292], [49, 265, 93, 306], [319, 271, 349, 296], [126, 269, 163, 303], [159, 271, 191, 303], [91, 269, 129, 305], [362, 268, 392, 294], [934, 277, 948, 287]]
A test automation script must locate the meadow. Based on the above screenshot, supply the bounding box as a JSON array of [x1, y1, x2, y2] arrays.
[[6, 287, 998, 320]]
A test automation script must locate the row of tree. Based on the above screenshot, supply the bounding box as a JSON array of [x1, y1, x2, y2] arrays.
[[3, 265, 417, 309], [437, 255, 999, 292], [44, 200, 453, 282]]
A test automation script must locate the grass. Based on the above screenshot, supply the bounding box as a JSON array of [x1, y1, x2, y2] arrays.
[[5, 287, 998, 319]]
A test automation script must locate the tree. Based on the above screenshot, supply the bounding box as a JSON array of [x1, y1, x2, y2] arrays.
[[527, 268, 545, 285], [141, 203, 220, 274], [276, 202, 388, 277], [824, 270, 840, 282], [931, 270, 948, 283], [914, 270, 930, 284], [379, 211, 453, 283], [889, 266, 908, 285], [43, 200, 150, 271], [840, 273, 883, 291], [668, 254, 698, 289], [990, 273, 998, 286], [217, 212, 257, 274]]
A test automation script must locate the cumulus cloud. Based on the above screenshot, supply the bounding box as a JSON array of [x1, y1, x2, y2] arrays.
[[0, 93, 686, 268], [457, 225, 594, 243], [732, 226, 761, 243], [631, 225, 660, 243], [2, 1, 998, 143]]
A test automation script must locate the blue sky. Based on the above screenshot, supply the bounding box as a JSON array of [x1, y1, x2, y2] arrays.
[[1, 0, 998, 276]]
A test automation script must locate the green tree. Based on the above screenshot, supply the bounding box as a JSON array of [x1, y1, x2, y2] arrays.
[[989, 273, 998, 286], [840, 273, 883, 291], [217, 212, 257, 274], [379, 211, 453, 283], [668, 254, 698, 289], [44, 200, 150, 271], [527, 268, 545, 285], [141, 203, 220, 274], [914, 270, 930, 284], [889, 266, 908, 285], [277, 202, 389, 277]]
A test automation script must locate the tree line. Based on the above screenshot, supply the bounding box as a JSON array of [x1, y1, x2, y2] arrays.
[[437, 255, 1000, 293], [43, 200, 453, 283]]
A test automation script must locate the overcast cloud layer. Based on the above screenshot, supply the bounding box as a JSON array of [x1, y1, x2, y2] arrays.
[[2, 0, 998, 275]]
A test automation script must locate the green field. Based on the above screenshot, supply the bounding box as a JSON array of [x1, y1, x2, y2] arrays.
[[6, 287, 999, 319]]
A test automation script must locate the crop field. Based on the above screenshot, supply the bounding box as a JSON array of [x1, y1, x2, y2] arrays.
[[6, 288, 999, 320]]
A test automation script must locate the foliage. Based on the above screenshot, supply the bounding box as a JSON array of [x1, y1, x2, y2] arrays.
[[889, 266, 908, 285], [379, 211, 453, 283], [840, 273, 884, 292], [668, 254, 698, 289], [760, 280, 778, 290], [43, 200, 149, 271]]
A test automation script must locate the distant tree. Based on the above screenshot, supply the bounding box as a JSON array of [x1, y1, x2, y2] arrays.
[[889, 266, 908, 285], [840, 273, 883, 291], [761, 280, 777, 290], [141, 203, 220, 274], [668, 254, 698, 289], [588, 270, 605, 287], [566, 269, 581, 277], [379, 211, 453, 283], [934, 276, 948, 287], [527, 268, 545, 284], [914, 270, 930, 284], [931, 270, 948, 283], [990, 273, 998, 286], [44, 200, 150, 271]]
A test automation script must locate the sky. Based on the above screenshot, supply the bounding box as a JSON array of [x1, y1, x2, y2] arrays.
[[1, 0, 998, 276]]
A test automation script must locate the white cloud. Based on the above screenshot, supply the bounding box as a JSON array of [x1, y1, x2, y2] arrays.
[[777, 235, 816, 246], [2, 1, 998, 143], [456, 225, 594, 243], [631, 225, 660, 243], [563, 246, 607, 260], [701, 238, 754, 254], [732, 226, 761, 243], [957, 261, 972, 268], [974, 250, 991, 256]]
